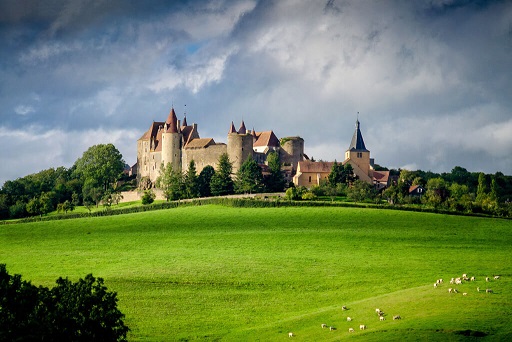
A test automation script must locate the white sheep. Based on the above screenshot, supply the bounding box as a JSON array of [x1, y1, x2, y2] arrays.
[[342, 305, 347, 311], [477, 287, 480, 292], [434, 283, 438, 288], [463, 292, 467, 296], [380, 316, 385, 321], [348, 328, 354, 333], [360, 324, 366, 330], [470, 276, 475, 281], [393, 315, 401, 320], [448, 288, 453, 293], [321, 323, 327, 328], [376, 308, 381, 314], [486, 289, 493, 294], [347, 317, 352, 322], [494, 275, 500, 280], [288, 332, 294, 337], [329, 326, 336, 331], [462, 273, 467, 278], [486, 277, 490, 282], [453, 289, 458, 293]]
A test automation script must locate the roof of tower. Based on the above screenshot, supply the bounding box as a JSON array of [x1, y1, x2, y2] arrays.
[[165, 108, 178, 133], [228, 121, 237, 134], [238, 120, 247, 134], [348, 119, 369, 152], [182, 115, 188, 127], [254, 130, 280, 147]]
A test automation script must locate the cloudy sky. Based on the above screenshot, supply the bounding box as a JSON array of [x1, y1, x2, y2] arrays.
[[1, 0, 511, 185]]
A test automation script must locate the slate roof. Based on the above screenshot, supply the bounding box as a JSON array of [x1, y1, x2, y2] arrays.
[[238, 120, 247, 134], [373, 170, 390, 183], [348, 119, 369, 152]]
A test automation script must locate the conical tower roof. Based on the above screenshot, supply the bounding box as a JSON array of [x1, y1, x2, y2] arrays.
[[238, 120, 247, 134], [228, 121, 237, 134], [348, 119, 369, 151], [166, 108, 178, 133], [182, 115, 188, 127]]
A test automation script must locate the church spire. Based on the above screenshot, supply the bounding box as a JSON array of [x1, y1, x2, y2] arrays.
[[348, 116, 368, 151], [238, 120, 247, 134]]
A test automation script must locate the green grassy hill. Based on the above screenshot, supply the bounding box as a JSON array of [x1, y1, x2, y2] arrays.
[[1, 205, 511, 341]]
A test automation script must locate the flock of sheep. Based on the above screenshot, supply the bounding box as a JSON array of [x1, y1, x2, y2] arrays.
[[288, 305, 402, 337], [288, 273, 503, 338], [434, 273, 501, 296]]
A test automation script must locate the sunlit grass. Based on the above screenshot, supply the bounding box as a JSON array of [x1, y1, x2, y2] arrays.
[[1, 206, 511, 340]]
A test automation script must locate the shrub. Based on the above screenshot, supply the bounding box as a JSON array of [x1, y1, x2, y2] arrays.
[[141, 190, 156, 205]]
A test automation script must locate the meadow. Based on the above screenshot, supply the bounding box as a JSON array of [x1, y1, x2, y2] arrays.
[[1, 205, 511, 341]]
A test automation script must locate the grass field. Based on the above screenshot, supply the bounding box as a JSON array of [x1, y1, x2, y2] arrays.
[[1, 205, 511, 341]]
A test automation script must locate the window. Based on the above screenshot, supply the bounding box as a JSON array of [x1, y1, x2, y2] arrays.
[[308, 176, 312, 183], [357, 152, 362, 158]]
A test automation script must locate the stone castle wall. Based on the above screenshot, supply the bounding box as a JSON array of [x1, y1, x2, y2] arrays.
[[183, 144, 227, 174]]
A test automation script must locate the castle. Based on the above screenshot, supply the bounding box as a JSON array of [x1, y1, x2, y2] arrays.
[[135, 108, 305, 186], [135, 107, 389, 190]]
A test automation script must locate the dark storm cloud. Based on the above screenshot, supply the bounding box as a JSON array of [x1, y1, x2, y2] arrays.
[[0, 0, 511, 185]]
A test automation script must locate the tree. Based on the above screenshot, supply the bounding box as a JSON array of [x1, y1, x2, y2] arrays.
[[424, 177, 449, 208], [347, 180, 375, 203], [198, 165, 215, 197], [156, 163, 185, 201], [141, 189, 156, 205], [264, 152, 286, 192], [210, 153, 234, 196], [328, 160, 344, 186], [0, 264, 129, 341], [74, 144, 125, 195], [184, 160, 199, 198], [235, 158, 264, 194], [476, 172, 489, 204]]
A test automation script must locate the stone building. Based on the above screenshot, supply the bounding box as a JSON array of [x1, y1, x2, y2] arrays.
[[135, 107, 305, 186], [293, 119, 389, 188]]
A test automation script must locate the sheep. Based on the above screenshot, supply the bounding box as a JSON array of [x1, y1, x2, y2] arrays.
[[486, 277, 490, 282], [434, 283, 438, 288], [494, 275, 500, 280], [450, 278, 454, 284], [329, 326, 336, 331], [486, 289, 493, 294], [462, 273, 467, 278], [378, 311, 385, 317], [380, 316, 385, 321], [288, 332, 294, 337], [477, 287, 480, 292], [342, 305, 347, 311], [348, 328, 354, 333], [360, 324, 367, 330], [448, 288, 453, 293], [393, 315, 401, 320], [453, 289, 458, 293], [321, 324, 327, 329], [470, 276, 475, 281], [347, 317, 352, 322], [463, 292, 467, 296], [455, 278, 462, 285], [437, 278, 443, 284]]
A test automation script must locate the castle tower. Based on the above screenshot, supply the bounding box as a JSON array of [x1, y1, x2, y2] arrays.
[[227, 121, 253, 174], [161, 108, 182, 172], [280, 136, 304, 173], [344, 118, 371, 179]]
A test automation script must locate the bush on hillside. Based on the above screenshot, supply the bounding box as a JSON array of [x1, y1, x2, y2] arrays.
[[0, 264, 129, 341]]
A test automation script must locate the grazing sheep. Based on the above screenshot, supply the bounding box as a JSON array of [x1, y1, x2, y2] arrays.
[[347, 317, 352, 322], [393, 315, 401, 320], [378, 311, 385, 317], [321, 324, 327, 329], [360, 324, 367, 330], [434, 283, 438, 288], [342, 305, 347, 311], [380, 316, 385, 321], [329, 326, 336, 331], [494, 275, 500, 280], [462, 273, 467, 278], [455, 278, 462, 285], [470, 276, 475, 281], [453, 289, 458, 293], [349, 328, 354, 333], [477, 287, 480, 292], [463, 292, 467, 296], [450, 278, 454, 284], [288, 332, 294, 337], [448, 288, 453, 293], [486, 289, 493, 294], [376, 308, 381, 314], [486, 277, 490, 282]]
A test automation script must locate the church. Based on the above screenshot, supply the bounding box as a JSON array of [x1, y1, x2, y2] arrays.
[[134, 107, 306, 186], [292, 119, 390, 189]]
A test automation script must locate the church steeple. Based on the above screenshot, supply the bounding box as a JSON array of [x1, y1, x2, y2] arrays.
[[348, 118, 368, 152]]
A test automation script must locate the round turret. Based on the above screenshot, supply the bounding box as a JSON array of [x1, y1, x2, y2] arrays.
[[279, 136, 304, 172]]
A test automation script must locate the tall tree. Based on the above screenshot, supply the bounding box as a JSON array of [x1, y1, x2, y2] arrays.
[[235, 157, 264, 194], [476, 172, 488, 204], [198, 165, 215, 197], [156, 163, 184, 201], [264, 152, 286, 192], [73, 144, 125, 195], [184, 160, 199, 198], [210, 153, 234, 196]]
